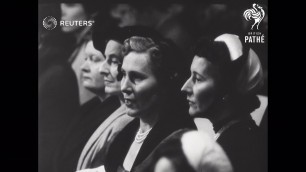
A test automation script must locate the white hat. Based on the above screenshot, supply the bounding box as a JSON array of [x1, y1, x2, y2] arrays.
[[214, 33, 264, 95]]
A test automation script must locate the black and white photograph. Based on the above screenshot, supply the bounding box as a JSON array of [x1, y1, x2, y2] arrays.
[[38, 1, 268, 172]]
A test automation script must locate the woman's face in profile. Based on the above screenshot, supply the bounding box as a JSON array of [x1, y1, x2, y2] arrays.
[[121, 51, 160, 117], [60, 3, 87, 33], [181, 56, 220, 117], [81, 41, 105, 92], [99, 40, 123, 96]]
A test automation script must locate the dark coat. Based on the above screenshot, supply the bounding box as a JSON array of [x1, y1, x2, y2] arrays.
[[217, 115, 266, 172], [39, 33, 80, 172], [104, 110, 196, 172], [53, 96, 120, 172]]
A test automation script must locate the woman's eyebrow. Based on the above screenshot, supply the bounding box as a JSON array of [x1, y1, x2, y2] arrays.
[[129, 71, 148, 79], [192, 71, 205, 78]]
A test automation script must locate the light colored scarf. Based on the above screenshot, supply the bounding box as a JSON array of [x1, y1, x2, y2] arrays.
[[77, 105, 134, 170]]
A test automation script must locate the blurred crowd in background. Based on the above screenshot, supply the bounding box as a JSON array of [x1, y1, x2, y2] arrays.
[[39, 2, 268, 90]]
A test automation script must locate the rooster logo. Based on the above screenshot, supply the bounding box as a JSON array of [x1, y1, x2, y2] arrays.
[[243, 4, 265, 30]]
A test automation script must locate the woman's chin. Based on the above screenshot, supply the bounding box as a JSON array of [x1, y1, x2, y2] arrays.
[[188, 108, 197, 117], [104, 86, 120, 96], [126, 108, 138, 117], [189, 108, 205, 118]]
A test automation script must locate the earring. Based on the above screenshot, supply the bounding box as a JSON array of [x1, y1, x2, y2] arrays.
[[222, 95, 229, 102]]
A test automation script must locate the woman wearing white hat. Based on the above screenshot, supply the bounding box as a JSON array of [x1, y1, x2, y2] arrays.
[[180, 33, 265, 172]]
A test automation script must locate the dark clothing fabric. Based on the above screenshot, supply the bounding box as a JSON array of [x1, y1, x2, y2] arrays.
[[104, 111, 196, 172], [258, 106, 268, 172], [54, 96, 120, 172], [217, 115, 266, 172], [134, 129, 196, 172], [39, 33, 80, 172]]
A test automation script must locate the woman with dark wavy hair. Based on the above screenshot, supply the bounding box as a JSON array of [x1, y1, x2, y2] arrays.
[[180, 33, 265, 172]]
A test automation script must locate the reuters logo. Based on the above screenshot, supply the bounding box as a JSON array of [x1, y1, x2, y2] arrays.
[[42, 16, 95, 30], [43, 16, 57, 30]]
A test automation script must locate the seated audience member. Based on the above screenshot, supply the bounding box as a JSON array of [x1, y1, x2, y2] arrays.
[[76, 23, 135, 170], [78, 27, 195, 172], [53, 40, 120, 172], [60, 2, 99, 104], [180, 34, 266, 172], [39, 6, 79, 171], [76, 24, 174, 170]]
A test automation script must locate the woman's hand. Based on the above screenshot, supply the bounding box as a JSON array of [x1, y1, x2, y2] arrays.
[[76, 166, 105, 172]]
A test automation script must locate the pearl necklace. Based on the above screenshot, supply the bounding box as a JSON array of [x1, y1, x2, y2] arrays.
[[134, 127, 152, 143]]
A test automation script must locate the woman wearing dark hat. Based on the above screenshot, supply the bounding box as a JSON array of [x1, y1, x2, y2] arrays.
[[52, 39, 122, 172], [179, 33, 265, 172], [76, 24, 136, 171]]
